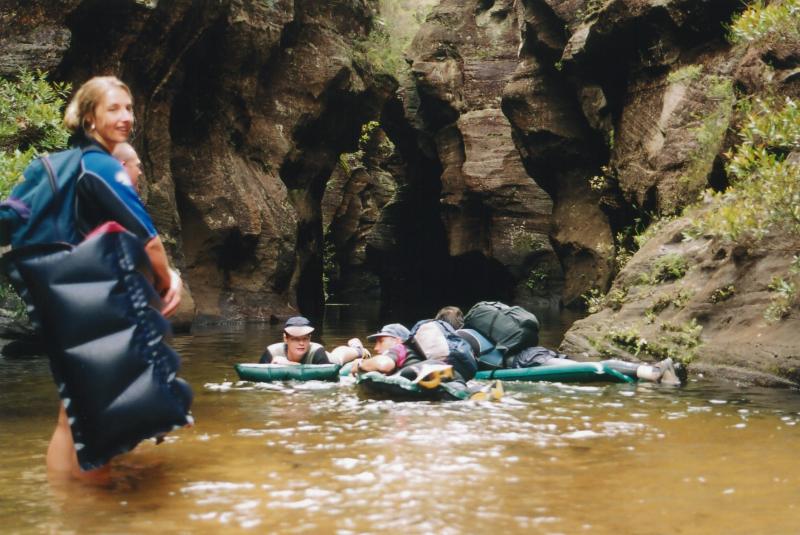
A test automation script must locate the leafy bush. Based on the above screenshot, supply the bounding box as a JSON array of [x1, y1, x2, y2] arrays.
[[606, 325, 648, 356], [709, 284, 736, 303], [647, 287, 694, 316], [679, 76, 734, 194], [638, 253, 689, 285], [728, 0, 800, 46], [692, 97, 800, 241], [765, 276, 796, 321], [0, 70, 69, 317], [357, 0, 437, 78], [667, 64, 703, 85], [583, 286, 628, 313], [524, 267, 549, 292], [0, 70, 70, 198], [646, 319, 703, 364]]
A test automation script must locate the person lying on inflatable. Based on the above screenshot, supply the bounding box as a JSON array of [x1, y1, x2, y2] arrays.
[[348, 323, 494, 400], [259, 316, 365, 366], [348, 323, 422, 375]]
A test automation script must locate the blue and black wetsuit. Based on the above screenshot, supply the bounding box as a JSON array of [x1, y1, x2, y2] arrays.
[[77, 142, 157, 241]]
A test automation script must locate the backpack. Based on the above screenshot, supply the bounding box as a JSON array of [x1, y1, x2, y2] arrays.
[[0, 146, 94, 248], [455, 328, 505, 370], [462, 301, 540, 357], [408, 319, 478, 381]]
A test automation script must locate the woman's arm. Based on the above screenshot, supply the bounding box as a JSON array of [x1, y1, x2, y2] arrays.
[[145, 236, 181, 317]]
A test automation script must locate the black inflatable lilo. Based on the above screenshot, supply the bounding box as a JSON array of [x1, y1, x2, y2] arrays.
[[3, 223, 193, 470]]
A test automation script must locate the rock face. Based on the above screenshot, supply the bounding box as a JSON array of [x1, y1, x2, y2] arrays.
[[321, 127, 399, 303], [560, 212, 800, 387], [406, 0, 566, 309], [0, 1, 77, 76], [4, 0, 393, 323], [506, 0, 616, 307], [552, 0, 800, 385]]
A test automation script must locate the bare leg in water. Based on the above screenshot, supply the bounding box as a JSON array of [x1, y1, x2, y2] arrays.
[[46, 404, 111, 484]]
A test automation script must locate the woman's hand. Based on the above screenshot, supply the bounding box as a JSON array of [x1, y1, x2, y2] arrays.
[[160, 268, 182, 317]]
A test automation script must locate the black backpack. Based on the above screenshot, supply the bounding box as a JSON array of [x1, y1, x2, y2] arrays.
[[463, 301, 540, 357]]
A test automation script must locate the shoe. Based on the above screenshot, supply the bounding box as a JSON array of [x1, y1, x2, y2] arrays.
[[469, 380, 504, 401], [414, 364, 454, 389], [656, 357, 683, 386], [673, 361, 688, 385]]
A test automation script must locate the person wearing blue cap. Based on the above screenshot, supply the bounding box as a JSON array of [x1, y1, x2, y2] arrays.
[[259, 316, 365, 365], [349, 323, 425, 375]]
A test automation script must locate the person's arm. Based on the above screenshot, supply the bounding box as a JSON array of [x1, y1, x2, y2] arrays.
[[329, 338, 370, 365], [351, 354, 396, 375], [259, 347, 274, 364], [145, 236, 181, 317]]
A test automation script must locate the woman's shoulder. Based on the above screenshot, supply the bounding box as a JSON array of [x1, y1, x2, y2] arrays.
[[82, 150, 134, 188]]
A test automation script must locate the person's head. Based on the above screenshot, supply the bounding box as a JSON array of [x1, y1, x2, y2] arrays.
[[112, 142, 142, 191], [63, 76, 134, 152], [366, 323, 410, 353], [435, 306, 464, 329], [282, 316, 314, 361]]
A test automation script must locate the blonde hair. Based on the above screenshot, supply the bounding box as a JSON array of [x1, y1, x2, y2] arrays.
[[63, 76, 133, 134]]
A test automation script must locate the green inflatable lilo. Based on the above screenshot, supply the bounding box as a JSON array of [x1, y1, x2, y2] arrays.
[[355, 363, 472, 401], [474, 362, 634, 383], [234, 363, 342, 382]]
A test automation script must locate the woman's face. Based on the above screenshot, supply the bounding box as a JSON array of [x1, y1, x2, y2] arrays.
[[284, 334, 311, 361], [89, 87, 133, 151]]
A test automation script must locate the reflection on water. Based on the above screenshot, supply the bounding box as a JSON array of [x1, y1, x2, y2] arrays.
[[1, 306, 800, 534]]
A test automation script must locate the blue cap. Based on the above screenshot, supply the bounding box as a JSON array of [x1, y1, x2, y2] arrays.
[[366, 323, 410, 342]]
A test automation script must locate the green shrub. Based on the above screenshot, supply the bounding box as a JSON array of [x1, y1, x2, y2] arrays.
[[667, 64, 703, 85], [583, 286, 628, 313], [693, 97, 800, 241], [357, 0, 437, 78], [646, 319, 703, 364], [765, 276, 796, 321], [0, 70, 70, 198], [709, 284, 736, 303], [606, 325, 647, 356], [509, 223, 547, 253], [0, 70, 69, 317], [639, 253, 689, 285], [679, 76, 734, 194], [728, 0, 800, 46], [583, 288, 605, 313], [525, 268, 549, 292]]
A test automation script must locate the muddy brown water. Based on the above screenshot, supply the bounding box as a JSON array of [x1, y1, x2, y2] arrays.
[[1, 306, 799, 534]]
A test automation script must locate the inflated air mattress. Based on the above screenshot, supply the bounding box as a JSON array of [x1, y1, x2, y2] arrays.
[[474, 362, 634, 383], [234, 362, 342, 382], [354, 362, 471, 401], [3, 223, 193, 470]]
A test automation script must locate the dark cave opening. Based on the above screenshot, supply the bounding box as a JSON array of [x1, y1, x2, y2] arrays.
[[215, 229, 258, 282]]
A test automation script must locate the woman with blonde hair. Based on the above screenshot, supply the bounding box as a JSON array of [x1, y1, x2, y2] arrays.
[[41, 75, 185, 480]]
